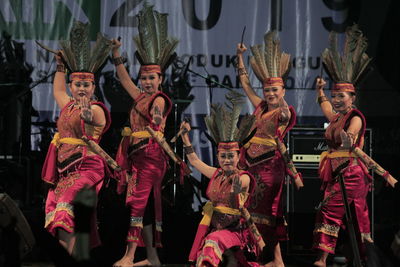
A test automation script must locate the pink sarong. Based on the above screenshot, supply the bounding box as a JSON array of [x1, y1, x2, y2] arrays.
[[313, 164, 370, 254], [45, 155, 105, 247], [247, 153, 288, 244], [124, 141, 168, 247]]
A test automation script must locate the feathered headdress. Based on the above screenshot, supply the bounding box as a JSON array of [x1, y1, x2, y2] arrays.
[[322, 24, 372, 93], [58, 21, 113, 81], [133, 2, 179, 75], [249, 31, 291, 88], [204, 91, 255, 151]]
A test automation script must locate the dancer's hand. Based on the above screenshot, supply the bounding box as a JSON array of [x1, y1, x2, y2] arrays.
[[231, 176, 243, 195], [278, 97, 288, 109], [79, 96, 93, 123], [151, 105, 163, 126], [180, 121, 191, 133], [340, 130, 353, 149], [236, 43, 247, 55], [112, 38, 121, 50], [179, 121, 191, 145], [55, 50, 64, 65], [316, 77, 326, 91]]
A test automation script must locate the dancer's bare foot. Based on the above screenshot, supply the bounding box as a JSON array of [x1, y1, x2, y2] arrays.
[[313, 260, 326, 267], [113, 257, 134, 267], [133, 258, 161, 267]]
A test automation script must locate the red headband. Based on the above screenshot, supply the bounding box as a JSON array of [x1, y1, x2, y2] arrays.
[[263, 77, 284, 88], [140, 64, 162, 75], [217, 142, 240, 151], [70, 72, 94, 82], [333, 83, 355, 93]]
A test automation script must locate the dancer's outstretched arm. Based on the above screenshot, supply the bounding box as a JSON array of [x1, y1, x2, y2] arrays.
[[236, 43, 263, 108], [180, 122, 217, 179], [111, 38, 141, 100]]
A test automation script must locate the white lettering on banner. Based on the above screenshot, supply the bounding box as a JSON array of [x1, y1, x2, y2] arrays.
[[1, 0, 359, 151]]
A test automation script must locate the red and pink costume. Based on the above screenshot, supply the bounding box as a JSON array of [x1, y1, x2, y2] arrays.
[[313, 108, 372, 254], [240, 101, 296, 246], [116, 91, 172, 247], [189, 169, 257, 266], [42, 100, 111, 246]]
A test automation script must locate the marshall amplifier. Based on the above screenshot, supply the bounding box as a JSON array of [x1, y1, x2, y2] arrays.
[[287, 127, 372, 168]]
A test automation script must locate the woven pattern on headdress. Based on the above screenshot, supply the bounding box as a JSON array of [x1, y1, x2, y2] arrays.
[[133, 2, 179, 72], [322, 24, 372, 89], [249, 31, 291, 86], [59, 21, 113, 74], [204, 91, 255, 146]]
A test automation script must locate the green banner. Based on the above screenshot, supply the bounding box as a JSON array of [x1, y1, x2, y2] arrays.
[[0, 0, 100, 40]]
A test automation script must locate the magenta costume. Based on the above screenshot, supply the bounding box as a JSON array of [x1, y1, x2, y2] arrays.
[[313, 109, 372, 254], [42, 100, 111, 246], [116, 91, 172, 247], [189, 169, 257, 266], [240, 101, 296, 245]]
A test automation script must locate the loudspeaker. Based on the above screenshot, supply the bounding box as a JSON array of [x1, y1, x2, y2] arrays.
[[0, 193, 35, 258], [286, 168, 322, 254]]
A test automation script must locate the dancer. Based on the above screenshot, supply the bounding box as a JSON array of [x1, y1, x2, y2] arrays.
[[181, 91, 260, 266], [312, 25, 374, 267], [41, 21, 113, 254], [111, 3, 178, 267], [236, 31, 297, 266]]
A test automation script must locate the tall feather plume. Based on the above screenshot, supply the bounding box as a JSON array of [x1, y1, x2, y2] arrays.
[[70, 21, 90, 71], [279, 53, 291, 78], [353, 53, 371, 85], [322, 24, 371, 86], [322, 50, 340, 82], [88, 33, 113, 73], [133, 2, 179, 70], [328, 32, 344, 81], [235, 114, 256, 144], [133, 36, 147, 63], [205, 104, 223, 144], [59, 40, 76, 71], [264, 31, 276, 77], [136, 4, 156, 62], [205, 91, 254, 145], [57, 21, 112, 74], [349, 26, 371, 84], [158, 38, 179, 70], [249, 58, 267, 84], [224, 91, 245, 141], [250, 45, 269, 80], [156, 12, 168, 53], [249, 31, 291, 84], [343, 27, 356, 81]]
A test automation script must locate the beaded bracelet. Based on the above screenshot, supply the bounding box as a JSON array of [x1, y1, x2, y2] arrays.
[[183, 145, 194, 154], [112, 56, 125, 66], [317, 95, 329, 105]]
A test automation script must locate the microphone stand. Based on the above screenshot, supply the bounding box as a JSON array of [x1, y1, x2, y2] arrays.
[[186, 68, 233, 92], [186, 66, 234, 177]]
